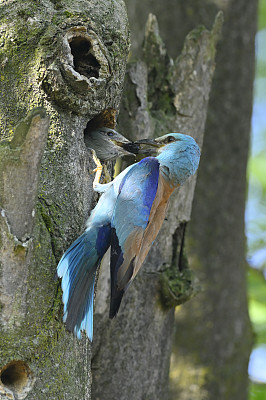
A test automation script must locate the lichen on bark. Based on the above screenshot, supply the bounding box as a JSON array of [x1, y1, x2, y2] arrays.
[[0, 1, 129, 399]]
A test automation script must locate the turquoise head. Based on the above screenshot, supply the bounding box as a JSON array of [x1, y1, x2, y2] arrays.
[[135, 133, 200, 186], [155, 133, 200, 186]]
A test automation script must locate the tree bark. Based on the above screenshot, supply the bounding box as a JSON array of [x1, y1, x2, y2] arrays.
[[92, 13, 222, 400], [0, 1, 129, 399], [124, 0, 256, 398]]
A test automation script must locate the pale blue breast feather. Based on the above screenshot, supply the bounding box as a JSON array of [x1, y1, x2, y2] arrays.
[[88, 164, 135, 228]]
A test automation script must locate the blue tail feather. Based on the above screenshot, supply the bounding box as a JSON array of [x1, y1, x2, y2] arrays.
[[57, 225, 111, 340], [57, 236, 84, 277], [66, 248, 97, 303]]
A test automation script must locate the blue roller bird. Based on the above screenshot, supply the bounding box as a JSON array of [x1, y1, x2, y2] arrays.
[[57, 133, 200, 340]]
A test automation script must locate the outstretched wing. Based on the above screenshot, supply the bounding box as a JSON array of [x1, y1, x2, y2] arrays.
[[110, 157, 160, 317]]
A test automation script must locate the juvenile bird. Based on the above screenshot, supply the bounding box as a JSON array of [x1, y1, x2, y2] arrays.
[[84, 127, 137, 162], [84, 126, 140, 186], [57, 133, 200, 340]]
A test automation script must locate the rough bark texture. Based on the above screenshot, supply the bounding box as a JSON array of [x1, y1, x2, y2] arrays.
[[92, 13, 222, 400], [124, 0, 256, 398], [0, 1, 129, 399]]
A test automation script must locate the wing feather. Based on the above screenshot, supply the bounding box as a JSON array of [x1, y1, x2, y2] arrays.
[[109, 157, 160, 317]]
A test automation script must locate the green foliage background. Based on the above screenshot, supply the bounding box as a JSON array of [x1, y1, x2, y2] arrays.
[[247, 0, 266, 398]]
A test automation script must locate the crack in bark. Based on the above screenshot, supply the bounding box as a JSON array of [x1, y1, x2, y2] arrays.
[[0, 208, 32, 248]]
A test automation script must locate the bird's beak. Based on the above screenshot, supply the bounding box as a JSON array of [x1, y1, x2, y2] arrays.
[[110, 139, 137, 157], [120, 138, 162, 157], [134, 138, 161, 147], [132, 138, 162, 156], [111, 138, 130, 146], [120, 141, 141, 155]]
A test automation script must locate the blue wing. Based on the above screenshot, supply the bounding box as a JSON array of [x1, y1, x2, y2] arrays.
[[57, 224, 111, 340], [109, 157, 159, 317]]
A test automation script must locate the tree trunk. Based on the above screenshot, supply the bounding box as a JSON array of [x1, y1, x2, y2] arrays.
[[124, 0, 256, 398], [92, 13, 222, 400], [171, 1, 257, 399], [0, 1, 129, 399]]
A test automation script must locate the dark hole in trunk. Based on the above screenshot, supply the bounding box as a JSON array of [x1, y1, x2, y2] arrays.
[[0, 360, 34, 396], [69, 37, 100, 79]]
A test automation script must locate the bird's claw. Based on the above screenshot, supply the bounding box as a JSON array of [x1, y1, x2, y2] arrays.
[[91, 150, 102, 168], [88, 147, 112, 186], [93, 166, 102, 173], [88, 148, 103, 188]]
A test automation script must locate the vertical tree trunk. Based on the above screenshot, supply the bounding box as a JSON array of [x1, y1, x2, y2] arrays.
[[92, 13, 222, 400], [124, 0, 256, 398], [0, 1, 129, 399], [171, 1, 257, 399]]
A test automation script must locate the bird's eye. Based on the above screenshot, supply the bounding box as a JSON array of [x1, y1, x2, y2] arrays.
[[167, 136, 175, 143], [107, 131, 114, 137]]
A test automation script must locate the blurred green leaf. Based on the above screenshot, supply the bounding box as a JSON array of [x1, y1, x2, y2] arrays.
[[248, 268, 266, 344], [256, 62, 266, 79], [248, 155, 266, 192], [248, 269, 266, 398], [249, 382, 266, 400], [259, 0, 266, 29], [249, 299, 266, 325]]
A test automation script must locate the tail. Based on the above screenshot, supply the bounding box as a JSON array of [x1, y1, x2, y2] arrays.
[[57, 224, 111, 340], [109, 286, 124, 319], [109, 227, 134, 318]]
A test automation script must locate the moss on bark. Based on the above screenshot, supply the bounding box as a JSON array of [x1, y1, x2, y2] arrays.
[[0, 1, 129, 398]]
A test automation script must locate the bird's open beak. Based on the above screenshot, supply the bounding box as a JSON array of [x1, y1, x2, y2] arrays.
[[112, 138, 130, 146], [110, 139, 137, 157], [134, 138, 161, 146], [120, 138, 162, 157], [131, 138, 162, 156]]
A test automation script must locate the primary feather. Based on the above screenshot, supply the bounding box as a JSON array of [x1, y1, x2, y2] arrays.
[[57, 133, 200, 340]]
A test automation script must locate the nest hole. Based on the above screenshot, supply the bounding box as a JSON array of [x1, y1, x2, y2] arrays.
[[0, 360, 34, 399], [69, 37, 100, 79]]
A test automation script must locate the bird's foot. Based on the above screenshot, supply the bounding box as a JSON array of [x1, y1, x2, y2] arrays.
[[91, 149, 102, 168], [93, 166, 103, 188], [89, 148, 103, 188]]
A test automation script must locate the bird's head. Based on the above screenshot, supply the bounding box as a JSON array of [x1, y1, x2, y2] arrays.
[[134, 133, 201, 185], [134, 133, 200, 156], [84, 127, 137, 161]]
